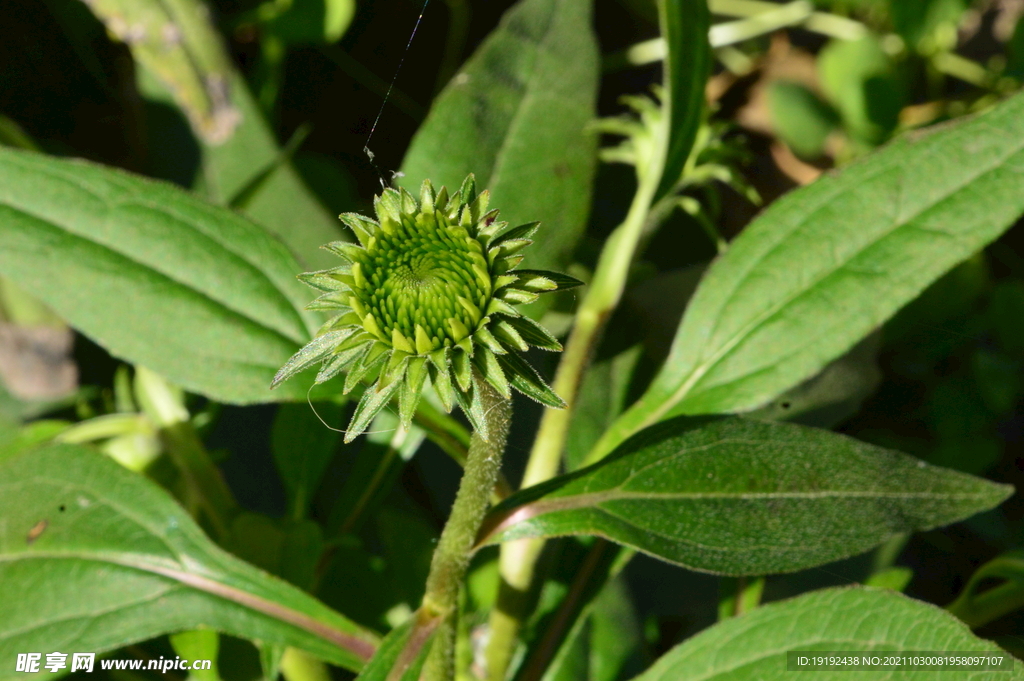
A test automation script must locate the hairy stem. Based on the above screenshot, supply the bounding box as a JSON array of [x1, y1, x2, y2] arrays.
[[422, 376, 512, 680]]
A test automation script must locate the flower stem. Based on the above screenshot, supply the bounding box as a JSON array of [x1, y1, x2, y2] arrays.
[[421, 376, 512, 680]]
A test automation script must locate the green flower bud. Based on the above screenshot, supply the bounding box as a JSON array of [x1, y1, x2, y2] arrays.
[[273, 174, 581, 442]]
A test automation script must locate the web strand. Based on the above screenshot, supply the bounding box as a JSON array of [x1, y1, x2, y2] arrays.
[[363, 0, 431, 187], [306, 384, 395, 436]]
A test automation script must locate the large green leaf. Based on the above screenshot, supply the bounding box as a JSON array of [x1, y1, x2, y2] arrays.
[[632, 586, 1021, 680], [85, 0, 344, 269], [0, 443, 378, 677], [398, 0, 599, 274], [479, 417, 1013, 575], [653, 0, 711, 202], [592, 90, 1024, 461], [0, 147, 319, 404]]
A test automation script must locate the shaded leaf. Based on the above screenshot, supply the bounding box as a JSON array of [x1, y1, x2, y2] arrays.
[[327, 412, 425, 536], [224, 513, 325, 592], [85, 0, 240, 144], [130, 24, 344, 270], [947, 552, 1024, 629], [481, 417, 1013, 575], [767, 81, 839, 159], [399, 0, 599, 275], [272, 401, 346, 519], [746, 333, 881, 429], [818, 36, 902, 145], [564, 346, 643, 472], [864, 566, 913, 592]]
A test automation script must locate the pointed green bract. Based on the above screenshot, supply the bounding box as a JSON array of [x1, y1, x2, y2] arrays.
[[274, 175, 576, 440]]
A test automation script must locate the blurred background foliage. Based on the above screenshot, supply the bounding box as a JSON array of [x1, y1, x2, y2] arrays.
[[1, 0, 1023, 677]]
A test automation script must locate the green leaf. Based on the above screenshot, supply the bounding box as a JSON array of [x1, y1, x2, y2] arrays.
[[398, 0, 599, 274], [498, 351, 566, 409], [480, 417, 1013, 576], [532, 569, 643, 681], [864, 566, 913, 592], [375, 506, 438, 613], [0, 147, 319, 405], [316, 537, 400, 631], [224, 512, 325, 592], [564, 346, 643, 472], [554, 575, 643, 681], [204, 92, 347, 266], [170, 630, 222, 681], [632, 586, 1022, 680], [273, 330, 355, 388], [514, 539, 629, 681], [653, 0, 711, 201], [818, 36, 902, 145], [265, 0, 357, 44], [0, 443, 378, 673], [85, 0, 239, 146], [890, 0, 970, 52], [197, 74, 345, 270], [593, 90, 1024, 460], [766, 81, 839, 159]]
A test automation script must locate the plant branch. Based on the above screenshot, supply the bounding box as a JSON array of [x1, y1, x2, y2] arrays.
[[485, 165, 658, 681]]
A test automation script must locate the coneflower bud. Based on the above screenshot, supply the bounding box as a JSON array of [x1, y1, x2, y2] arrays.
[[273, 174, 580, 442]]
